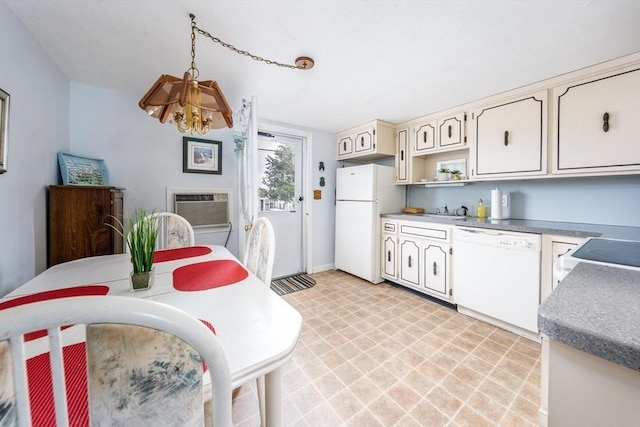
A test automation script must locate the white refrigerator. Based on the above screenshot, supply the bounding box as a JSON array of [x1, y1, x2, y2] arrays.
[[335, 164, 405, 283]]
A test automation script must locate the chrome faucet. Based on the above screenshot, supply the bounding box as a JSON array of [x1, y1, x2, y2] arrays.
[[454, 206, 469, 216]]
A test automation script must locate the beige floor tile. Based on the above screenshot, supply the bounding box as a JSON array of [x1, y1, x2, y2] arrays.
[[230, 271, 541, 426]]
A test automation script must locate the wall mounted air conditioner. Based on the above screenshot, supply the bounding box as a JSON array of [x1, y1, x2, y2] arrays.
[[174, 193, 229, 228]]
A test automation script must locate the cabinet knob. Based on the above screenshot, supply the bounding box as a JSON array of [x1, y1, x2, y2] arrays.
[[423, 132, 427, 143], [360, 136, 364, 146], [504, 130, 509, 146], [448, 125, 452, 139], [343, 141, 347, 151], [388, 250, 391, 262], [408, 255, 412, 268], [433, 261, 437, 276], [603, 112, 610, 132], [400, 150, 404, 161]]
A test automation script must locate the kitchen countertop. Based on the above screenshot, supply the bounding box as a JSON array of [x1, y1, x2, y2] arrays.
[[381, 213, 640, 240], [538, 262, 640, 371], [383, 213, 640, 369]]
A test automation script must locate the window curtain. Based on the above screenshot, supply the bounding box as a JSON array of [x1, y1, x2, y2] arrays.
[[234, 97, 258, 255]]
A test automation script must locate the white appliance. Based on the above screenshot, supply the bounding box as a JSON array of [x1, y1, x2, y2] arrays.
[[454, 227, 541, 339], [555, 237, 640, 281], [335, 164, 405, 283]]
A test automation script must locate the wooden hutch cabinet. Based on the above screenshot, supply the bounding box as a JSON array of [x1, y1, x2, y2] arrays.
[[48, 185, 124, 267]]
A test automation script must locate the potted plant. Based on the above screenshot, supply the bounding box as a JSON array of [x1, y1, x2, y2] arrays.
[[108, 209, 159, 291], [437, 167, 450, 181], [450, 169, 462, 180]]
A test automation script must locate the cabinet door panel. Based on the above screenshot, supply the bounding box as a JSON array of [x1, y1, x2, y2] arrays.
[[438, 113, 465, 149], [396, 128, 409, 183], [382, 235, 397, 279], [474, 91, 547, 176], [354, 130, 374, 153], [422, 243, 448, 295], [399, 238, 420, 287], [337, 136, 353, 157], [414, 122, 436, 154], [554, 68, 640, 172]]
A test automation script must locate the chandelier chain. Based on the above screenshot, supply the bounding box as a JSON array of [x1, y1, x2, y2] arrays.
[[190, 15, 299, 70], [189, 15, 200, 79]]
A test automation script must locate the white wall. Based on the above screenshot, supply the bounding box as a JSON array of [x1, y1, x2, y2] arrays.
[[69, 82, 241, 255], [0, 1, 70, 296], [70, 85, 338, 274], [407, 175, 640, 226]]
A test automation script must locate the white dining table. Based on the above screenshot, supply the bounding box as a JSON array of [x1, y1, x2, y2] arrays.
[[3, 245, 303, 426]]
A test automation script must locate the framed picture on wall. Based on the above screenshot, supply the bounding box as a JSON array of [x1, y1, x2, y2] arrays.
[[183, 137, 222, 174], [0, 88, 10, 174]]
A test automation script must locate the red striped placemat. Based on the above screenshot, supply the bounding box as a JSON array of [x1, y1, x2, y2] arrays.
[[173, 260, 248, 291], [0, 286, 109, 342], [153, 246, 212, 263]]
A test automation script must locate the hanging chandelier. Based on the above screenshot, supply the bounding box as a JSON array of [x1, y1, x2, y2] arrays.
[[139, 14, 314, 136]]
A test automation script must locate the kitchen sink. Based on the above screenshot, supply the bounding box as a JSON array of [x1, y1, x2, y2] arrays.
[[422, 213, 467, 220]]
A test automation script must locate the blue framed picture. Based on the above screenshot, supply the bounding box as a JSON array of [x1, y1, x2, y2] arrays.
[[57, 152, 109, 185]]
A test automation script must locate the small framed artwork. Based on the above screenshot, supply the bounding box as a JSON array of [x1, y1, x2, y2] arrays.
[[183, 137, 222, 175], [57, 152, 109, 185], [0, 88, 10, 174]]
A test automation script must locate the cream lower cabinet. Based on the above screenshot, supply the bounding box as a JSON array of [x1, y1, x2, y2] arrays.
[[381, 220, 399, 281], [471, 90, 547, 178], [540, 234, 585, 301], [392, 221, 453, 302], [552, 64, 640, 175]]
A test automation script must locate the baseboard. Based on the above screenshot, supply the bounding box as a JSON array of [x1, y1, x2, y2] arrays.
[[310, 263, 334, 274]]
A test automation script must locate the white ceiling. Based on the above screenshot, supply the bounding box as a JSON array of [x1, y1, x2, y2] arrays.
[[5, 0, 640, 133]]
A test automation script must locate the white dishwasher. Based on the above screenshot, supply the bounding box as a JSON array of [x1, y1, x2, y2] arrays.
[[454, 227, 541, 338]]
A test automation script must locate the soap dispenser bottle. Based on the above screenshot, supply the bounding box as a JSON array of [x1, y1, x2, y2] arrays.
[[477, 199, 486, 218]]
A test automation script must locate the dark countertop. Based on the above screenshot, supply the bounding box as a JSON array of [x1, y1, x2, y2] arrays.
[[383, 213, 640, 370], [381, 214, 640, 240], [538, 263, 640, 371]]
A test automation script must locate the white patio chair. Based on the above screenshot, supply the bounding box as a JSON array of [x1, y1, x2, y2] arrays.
[[241, 216, 276, 426]]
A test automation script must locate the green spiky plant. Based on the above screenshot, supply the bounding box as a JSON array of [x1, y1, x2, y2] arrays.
[[108, 209, 159, 274]]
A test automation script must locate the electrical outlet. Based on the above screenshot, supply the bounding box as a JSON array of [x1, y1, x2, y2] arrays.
[[502, 194, 509, 207]]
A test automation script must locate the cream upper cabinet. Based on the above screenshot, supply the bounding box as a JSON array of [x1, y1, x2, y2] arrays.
[[437, 112, 466, 150], [412, 112, 466, 156], [471, 90, 547, 178], [336, 119, 396, 161], [395, 127, 411, 184], [552, 65, 640, 174], [413, 119, 437, 154]]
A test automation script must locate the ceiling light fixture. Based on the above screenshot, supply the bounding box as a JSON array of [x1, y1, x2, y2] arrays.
[[139, 14, 314, 136]]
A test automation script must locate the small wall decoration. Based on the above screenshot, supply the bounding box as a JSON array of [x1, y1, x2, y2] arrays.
[[0, 88, 9, 174], [57, 152, 109, 185], [183, 137, 222, 175]]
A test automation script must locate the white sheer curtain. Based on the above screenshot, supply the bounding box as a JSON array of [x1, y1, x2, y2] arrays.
[[234, 96, 258, 256]]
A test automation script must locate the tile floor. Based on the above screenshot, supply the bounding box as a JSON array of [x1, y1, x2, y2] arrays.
[[232, 270, 541, 426]]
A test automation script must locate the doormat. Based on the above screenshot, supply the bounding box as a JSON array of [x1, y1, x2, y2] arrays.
[[271, 274, 316, 296]]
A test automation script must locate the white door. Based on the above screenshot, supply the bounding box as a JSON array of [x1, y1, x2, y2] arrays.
[[257, 131, 304, 279]]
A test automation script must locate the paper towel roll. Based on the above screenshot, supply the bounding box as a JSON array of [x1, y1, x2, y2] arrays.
[[491, 188, 503, 219]]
